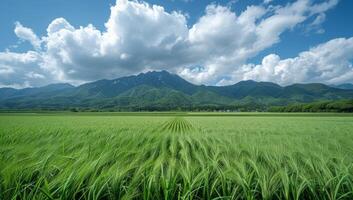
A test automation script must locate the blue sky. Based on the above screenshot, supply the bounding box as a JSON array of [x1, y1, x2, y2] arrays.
[[0, 0, 353, 87]]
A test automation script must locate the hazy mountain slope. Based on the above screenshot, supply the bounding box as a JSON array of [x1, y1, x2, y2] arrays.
[[0, 83, 74, 100], [208, 80, 283, 99], [281, 83, 353, 101], [331, 83, 353, 90]]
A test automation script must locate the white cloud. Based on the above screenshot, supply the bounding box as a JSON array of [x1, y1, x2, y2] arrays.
[[40, 0, 190, 83], [263, 0, 273, 5], [306, 13, 326, 34], [46, 18, 75, 35], [0, 66, 14, 75], [14, 22, 42, 50], [26, 72, 45, 79], [0, 51, 53, 87], [180, 0, 338, 84], [0, 0, 348, 88], [240, 37, 353, 85], [309, 0, 338, 14]]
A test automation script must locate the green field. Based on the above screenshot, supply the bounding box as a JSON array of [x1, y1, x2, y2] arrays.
[[1, 113, 353, 199]]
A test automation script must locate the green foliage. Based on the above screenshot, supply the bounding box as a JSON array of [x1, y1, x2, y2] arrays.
[[70, 108, 79, 112], [1, 113, 353, 199], [270, 99, 353, 112]]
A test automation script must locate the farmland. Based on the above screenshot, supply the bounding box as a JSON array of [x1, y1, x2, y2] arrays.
[[1, 112, 353, 199]]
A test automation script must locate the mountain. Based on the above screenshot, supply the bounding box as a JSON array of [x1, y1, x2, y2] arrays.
[[209, 80, 283, 99], [0, 83, 74, 100], [1, 71, 353, 111], [71, 71, 199, 98], [331, 83, 353, 90]]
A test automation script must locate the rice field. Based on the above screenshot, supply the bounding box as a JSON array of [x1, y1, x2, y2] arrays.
[[1, 113, 353, 199]]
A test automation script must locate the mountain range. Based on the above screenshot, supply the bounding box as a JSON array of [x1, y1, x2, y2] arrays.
[[1, 71, 353, 111]]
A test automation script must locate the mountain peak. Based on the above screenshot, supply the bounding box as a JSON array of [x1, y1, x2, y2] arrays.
[[138, 70, 175, 78], [238, 80, 256, 84], [40, 83, 74, 90], [74, 70, 197, 98]]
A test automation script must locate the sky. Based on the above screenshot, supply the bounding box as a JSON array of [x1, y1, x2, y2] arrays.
[[0, 0, 353, 88]]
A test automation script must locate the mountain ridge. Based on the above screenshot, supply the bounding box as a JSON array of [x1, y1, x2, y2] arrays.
[[1, 71, 353, 111], [331, 83, 353, 90]]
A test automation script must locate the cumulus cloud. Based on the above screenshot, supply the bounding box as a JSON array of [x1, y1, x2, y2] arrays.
[[240, 37, 353, 85], [40, 1, 191, 83], [14, 22, 42, 50], [0, 51, 51, 88], [0, 0, 347, 88], [179, 0, 339, 84]]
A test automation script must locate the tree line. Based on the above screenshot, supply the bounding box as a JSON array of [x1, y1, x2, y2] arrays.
[[269, 99, 353, 112]]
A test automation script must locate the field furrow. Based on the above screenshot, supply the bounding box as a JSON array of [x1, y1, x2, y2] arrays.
[[160, 117, 196, 134]]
